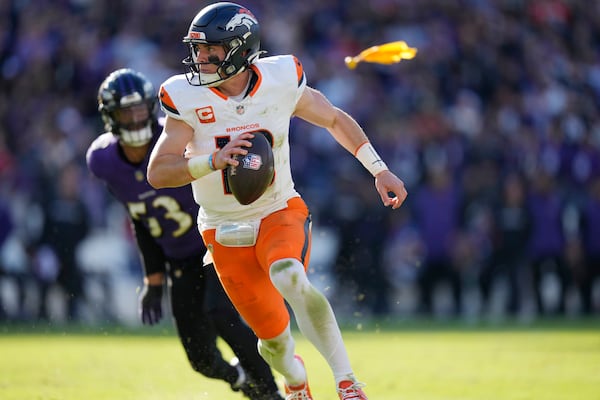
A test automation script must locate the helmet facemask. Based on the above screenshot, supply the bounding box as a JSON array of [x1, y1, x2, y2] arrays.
[[111, 102, 154, 147], [97, 68, 157, 147], [184, 38, 248, 87]]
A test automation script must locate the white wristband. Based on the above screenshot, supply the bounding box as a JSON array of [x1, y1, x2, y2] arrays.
[[355, 142, 388, 177], [187, 154, 213, 180]]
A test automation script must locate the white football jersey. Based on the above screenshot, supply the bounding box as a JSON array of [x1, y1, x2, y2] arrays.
[[158, 54, 306, 230]]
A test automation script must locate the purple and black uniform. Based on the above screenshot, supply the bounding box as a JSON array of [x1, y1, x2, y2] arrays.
[[86, 131, 280, 397], [87, 132, 202, 261]]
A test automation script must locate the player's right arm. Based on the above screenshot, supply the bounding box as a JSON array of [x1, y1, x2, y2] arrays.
[[148, 114, 254, 189], [131, 218, 166, 285], [147, 116, 195, 189], [132, 218, 166, 325]]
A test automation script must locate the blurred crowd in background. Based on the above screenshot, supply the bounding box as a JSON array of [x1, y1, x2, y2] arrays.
[[1, 0, 599, 325]]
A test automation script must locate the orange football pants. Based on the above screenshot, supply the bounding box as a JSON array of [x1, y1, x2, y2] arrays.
[[201, 197, 312, 339]]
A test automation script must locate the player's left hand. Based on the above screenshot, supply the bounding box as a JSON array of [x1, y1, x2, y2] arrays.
[[374, 170, 408, 209], [139, 284, 163, 325]]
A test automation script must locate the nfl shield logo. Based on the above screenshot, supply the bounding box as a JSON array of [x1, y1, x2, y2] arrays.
[[236, 105, 245, 115], [243, 154, 263, 170]]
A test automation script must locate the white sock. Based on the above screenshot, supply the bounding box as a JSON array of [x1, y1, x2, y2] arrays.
[[258, 324, 306, 386]]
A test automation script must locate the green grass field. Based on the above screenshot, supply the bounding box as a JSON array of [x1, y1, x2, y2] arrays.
[[1, 320, 599, 400]]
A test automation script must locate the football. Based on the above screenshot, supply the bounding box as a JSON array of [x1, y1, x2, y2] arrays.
[[227, 132, 274, 205]]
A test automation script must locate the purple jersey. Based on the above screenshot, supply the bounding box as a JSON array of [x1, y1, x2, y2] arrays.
[[86, 133, 204, 259]]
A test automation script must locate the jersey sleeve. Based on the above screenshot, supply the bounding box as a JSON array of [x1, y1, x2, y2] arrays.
[[158, 84, 184, 120], [86, 144, 100, 177], [86, 134, 113, 180], [131, 218, 167, 276], [291, 55, 307, 105]]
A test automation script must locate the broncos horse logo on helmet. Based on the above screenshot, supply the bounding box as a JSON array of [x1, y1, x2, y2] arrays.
[[225, 9, 258, 32], [182, 2, 264, 87]]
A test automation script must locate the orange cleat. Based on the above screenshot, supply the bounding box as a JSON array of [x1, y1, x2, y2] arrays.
[[337, 379, 368, 400]]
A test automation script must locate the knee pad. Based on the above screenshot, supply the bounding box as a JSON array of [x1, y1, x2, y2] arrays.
[[269, 258, 309, 295], [258, 325, 294, 363]]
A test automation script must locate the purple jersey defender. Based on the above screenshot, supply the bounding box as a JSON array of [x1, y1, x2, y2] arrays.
[[87, 133, 204, 260]]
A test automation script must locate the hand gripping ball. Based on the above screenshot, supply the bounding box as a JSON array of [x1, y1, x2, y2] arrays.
[[227, 132, 274, 205]]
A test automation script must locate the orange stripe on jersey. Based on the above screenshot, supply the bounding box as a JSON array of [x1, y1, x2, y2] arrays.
[[209, 87, 228, 100], [159, 86, 179, 115], [293, 56, 304, 86], [248, 65, 263, 97]]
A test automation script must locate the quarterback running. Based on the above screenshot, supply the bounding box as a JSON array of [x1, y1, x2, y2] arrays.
[[147, 2, 408, 400]]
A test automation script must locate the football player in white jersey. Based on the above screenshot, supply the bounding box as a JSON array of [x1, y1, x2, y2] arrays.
[[147, 3, 407, 400]]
